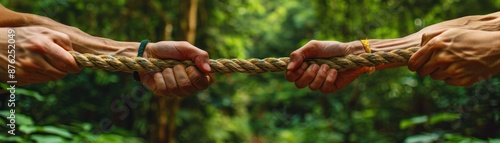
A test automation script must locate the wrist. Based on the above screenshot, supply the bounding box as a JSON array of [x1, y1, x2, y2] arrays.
[[368, 36, 421, 52], [107, 41, 141, 57], [346, 40, 366, 54]]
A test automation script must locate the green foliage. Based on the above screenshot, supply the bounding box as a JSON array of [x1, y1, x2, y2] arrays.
[[0, 0, 499, 142], [0, 111, 145, 143]]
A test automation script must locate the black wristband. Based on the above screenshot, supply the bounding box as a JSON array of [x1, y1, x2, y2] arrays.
[[133, 40, 150, 81]]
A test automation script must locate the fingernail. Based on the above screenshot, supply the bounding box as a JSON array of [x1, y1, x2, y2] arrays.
[[329, 70, 337, 77], [312, 64, 319, 71], [301, 63, 308, 69], [203, 63, 211, 72], [287, 61, 295, 70], [321, 65, 328, 72]]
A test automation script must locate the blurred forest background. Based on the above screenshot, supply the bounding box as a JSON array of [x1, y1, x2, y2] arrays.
[[1, 0, 499, 142]]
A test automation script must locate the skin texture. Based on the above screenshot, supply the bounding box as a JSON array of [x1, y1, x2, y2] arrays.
[[0, 26, 81, 85], [286, 40, 367, 93], [140, 41, 211, 96], [287, 12, 500, 93], [0, 4, 210, 96], [408, 28, 500, 86]]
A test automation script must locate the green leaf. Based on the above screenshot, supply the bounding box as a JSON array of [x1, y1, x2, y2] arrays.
[[429, 113, 460, 125], [30, 134, 67, 143], [39, 126, 73, 138], [19, 125, 37, 134], [78, 122, 92, 131], [15, 88, 45, 101], [16, 114, 34, 126], [403, 133, 440, 143], [489, 138, 500, 143], [0, 117, 6, 128], [0, 134, 23, 142], [93, 134, 124, 143], [0, 110, 27, 126], [399, 116, 428, 129]]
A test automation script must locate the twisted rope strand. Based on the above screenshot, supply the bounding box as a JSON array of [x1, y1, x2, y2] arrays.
[[69, 47, 419, 74]]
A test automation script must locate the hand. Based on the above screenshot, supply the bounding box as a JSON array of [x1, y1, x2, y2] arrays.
[[139, 41, 211, 96], [408, 28, 500, 86], [0, 26, 81, 85], [286, 40, 369, 93]]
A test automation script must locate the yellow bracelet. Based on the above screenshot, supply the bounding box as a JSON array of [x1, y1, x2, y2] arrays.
[[360, 39, 371, 53], [360, 39, 375, 74]]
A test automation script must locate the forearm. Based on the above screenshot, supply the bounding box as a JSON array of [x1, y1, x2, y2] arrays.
[[363, 11, 500, 52], [0, 4, 140, 56], [31, 15, 140, 56], [492, 31, 500, 74]]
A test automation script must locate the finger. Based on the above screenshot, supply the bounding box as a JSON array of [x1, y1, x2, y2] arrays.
[[308, 64, 329, 90], [163, 68, 182, 96], [44, 42, 81, 73], [444, 76, 476, 86], [152, 72, 169, 95], [333, 67, 367, 92], [173, 65, 197, 96], [286, 63, 309, 82], [179, 42, 211, 73], [288, 41, 320, 70], [429, 66, 451, 80], [319, 69, 338, 93], [288, 50, 306, 71], [416, 53, 440, 76], [186, 66, 210, 90], [20, 54, 66, 80], [17, 72, 52, 85], [192, 51, 211, 73], [47, 29, 73, 51], [294, 64, 320, 88], [408, 40, 436, 71], [139, 72, 157, 90]]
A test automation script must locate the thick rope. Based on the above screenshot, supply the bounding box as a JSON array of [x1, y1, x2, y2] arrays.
[[69, 47, 419, 74]]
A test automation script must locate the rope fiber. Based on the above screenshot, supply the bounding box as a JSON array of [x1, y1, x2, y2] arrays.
[[69, 47, 419, 74]]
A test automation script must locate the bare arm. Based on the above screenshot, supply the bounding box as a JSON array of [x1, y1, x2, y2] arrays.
[[287, 11, 500, 93], [0, 4, 139, 57], [0, 4, 212, 96], [368, 11, 500, 52], [344, 11, 500, 69]]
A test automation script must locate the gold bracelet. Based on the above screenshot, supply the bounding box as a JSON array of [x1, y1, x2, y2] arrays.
[[360, 39, 375, 74], [360, 39, 371, 53]]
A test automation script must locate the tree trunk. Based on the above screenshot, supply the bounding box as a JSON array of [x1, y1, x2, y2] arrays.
[[150, 0, 198, 142]]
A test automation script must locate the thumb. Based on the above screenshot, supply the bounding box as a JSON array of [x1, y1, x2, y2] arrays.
[[288, 41, 322, 70], [287, 50, 306, 71], [188, 47, 211, 73], [420, 29, 447, 46]]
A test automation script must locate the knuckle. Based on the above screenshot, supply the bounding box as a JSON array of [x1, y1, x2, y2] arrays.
[[29, 39, 47, 52], [179, 41, 190, 46], [289, 51, 300, 57], [59, 33, 71, 41]]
